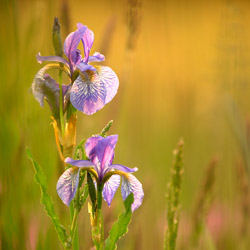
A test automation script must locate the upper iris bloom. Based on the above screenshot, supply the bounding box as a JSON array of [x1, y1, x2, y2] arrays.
[[57, 135, 144, 211], [37, 23, 119, 115]]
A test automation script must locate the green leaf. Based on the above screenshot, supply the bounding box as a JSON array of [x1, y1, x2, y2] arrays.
[[26, 148, 71, 249], [105, 193, 134, 250], [87, 172, 97, 215], [74, 138, 86, 160]]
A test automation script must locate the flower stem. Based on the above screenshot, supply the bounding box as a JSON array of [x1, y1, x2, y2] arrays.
[[94, 184, 104, 249], [58, 70, 65, 136], [70, 203, 79, 250]]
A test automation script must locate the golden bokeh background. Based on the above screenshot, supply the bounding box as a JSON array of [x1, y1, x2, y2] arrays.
[[1, 0, 250, 249]]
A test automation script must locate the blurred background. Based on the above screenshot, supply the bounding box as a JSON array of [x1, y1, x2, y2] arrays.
[[0, 0, 250, 249]]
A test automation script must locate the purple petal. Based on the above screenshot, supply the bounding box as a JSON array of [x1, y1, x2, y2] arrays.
[[70, 66, 119, 115], [102, 175, 120, 206], [64, 26, 87, 70], [121, 174, 144, 212], [76, 62, 96, 72], [89, 52, 105, 62], [85, 135, 118, 178], [85, 136, 102, 167], [65, 157, 95, 168], [109, 164, 138, 173], [36, 53, 69, 66], [56, 167, 80, 206], [95, 66, 119, 104], [70, 72, 106, 115], [32, 71, 70, 115], [77, 24, 94, 63]]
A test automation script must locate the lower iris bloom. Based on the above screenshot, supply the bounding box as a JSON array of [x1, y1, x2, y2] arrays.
[[57, 135, 144, 211], [35, 23, 119, 115]]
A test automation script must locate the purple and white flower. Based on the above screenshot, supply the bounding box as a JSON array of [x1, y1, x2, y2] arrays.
[[36, 23, 119, 115], [56, 135, 144, 212]]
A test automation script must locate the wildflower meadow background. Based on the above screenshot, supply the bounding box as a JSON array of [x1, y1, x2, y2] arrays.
[[1, 0, 250, 249]]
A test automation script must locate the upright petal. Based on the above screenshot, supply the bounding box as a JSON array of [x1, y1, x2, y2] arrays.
[[64, 25, 87, 70], [121, 174, 144, 212], [85, 135, 118, 178], [102, 175, 121, 206], [77, 23, 94, 63], [56, 167, 80, 206], [85, 136, 103, 167]]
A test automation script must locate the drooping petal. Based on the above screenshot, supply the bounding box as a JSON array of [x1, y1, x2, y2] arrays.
[[65, 157, 95, 168], [36, 53, 69, 66], [102, 175, 120, 206], [64, 25, 87, 70], [70, 72, 107, 115], [31, 71, 70, 117], [70, 66, 119, 115], [121, 174, 144, 212], [77, 23, 94, 63], [109, 164, 138, 173], [89, 52, 105, 62], [56, 167, 80, 206], [95, 66, 119, 104]]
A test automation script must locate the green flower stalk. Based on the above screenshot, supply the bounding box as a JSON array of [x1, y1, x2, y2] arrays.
[[164, 139, 184, 250]]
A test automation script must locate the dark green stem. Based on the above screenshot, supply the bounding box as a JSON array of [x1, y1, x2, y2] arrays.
[[91, 183, 104, 249], [58, 70, 65, 136]]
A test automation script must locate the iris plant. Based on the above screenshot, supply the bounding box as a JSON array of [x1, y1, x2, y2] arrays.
[[57, 135, 144, 211], [36, 23, 119, 115]]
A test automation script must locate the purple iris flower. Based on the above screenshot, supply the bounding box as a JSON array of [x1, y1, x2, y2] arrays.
[[37, 23, 119, 115], [57, 135, 144, 212]]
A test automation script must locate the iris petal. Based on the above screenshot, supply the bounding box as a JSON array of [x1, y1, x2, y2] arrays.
[[89, 52, 105, 62], [76, 62, 96, 72], [70, 72, 106, 115], [85, 135, 118, 178], [77, 23, 94, 63], [102, 175, 121, 206], [121, 174, 144, 212], [32, 71, 70, 117], [95, 66, 119, 104], [70, 66, 119, 115], [64, 157, 95, 168], [109, 164, 138, 173], [85, 136, 103, 167], [64, 25, 87, 70], [56, 167, 80, 206], [36, 53, 69, 66]]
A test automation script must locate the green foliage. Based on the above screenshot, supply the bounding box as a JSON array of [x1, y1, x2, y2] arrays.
[[26, 148, 71, 249], [105, 193, 134, 250], [164, 139, 184, 250], [191, 158, 217, 248], [100, 120, 113, 137]]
